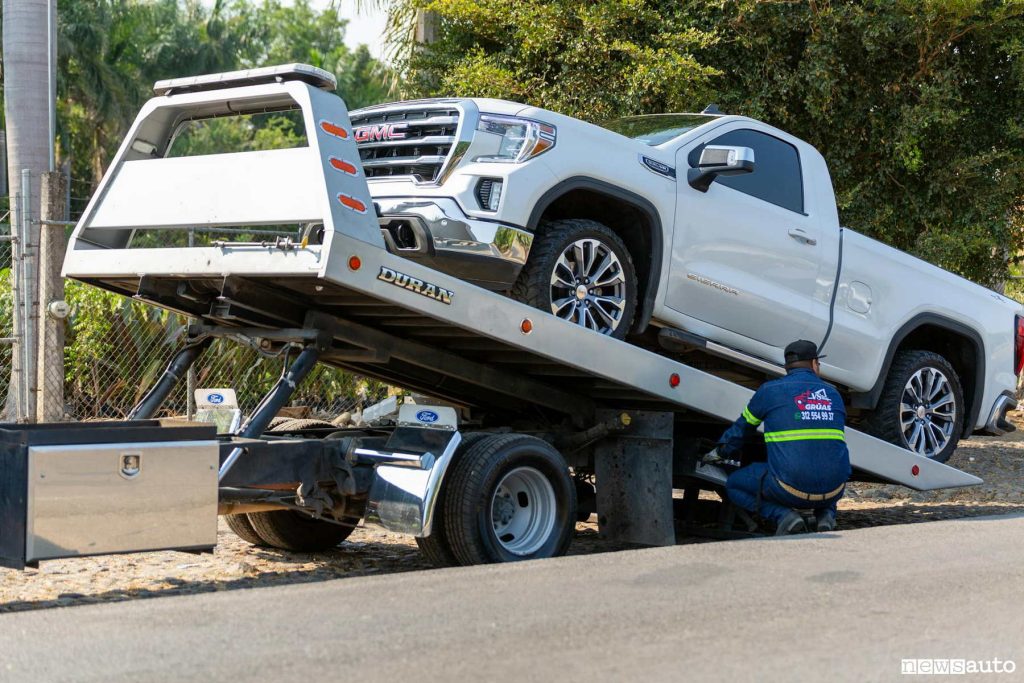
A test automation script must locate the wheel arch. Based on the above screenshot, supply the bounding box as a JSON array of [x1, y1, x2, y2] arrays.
[[528, 177, 663, 333], [851, 313, 986, 437]]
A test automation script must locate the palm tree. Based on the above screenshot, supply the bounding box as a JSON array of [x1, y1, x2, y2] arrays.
[[2, 0, 54, 420]]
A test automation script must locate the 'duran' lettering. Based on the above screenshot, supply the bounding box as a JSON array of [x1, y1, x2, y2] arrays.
[[377, 266, 454, 305]]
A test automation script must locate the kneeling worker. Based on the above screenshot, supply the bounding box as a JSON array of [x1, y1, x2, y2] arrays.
[[706, 340, 851, 535]]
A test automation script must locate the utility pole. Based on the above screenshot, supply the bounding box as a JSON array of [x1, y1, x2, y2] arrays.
[[36, 171, 68, 422], [3, 0, 55, 421]]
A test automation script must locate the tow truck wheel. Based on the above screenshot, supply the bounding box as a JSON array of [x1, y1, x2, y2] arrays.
[[415, 432, 491, 567], [512, 219, 638, 339], [861, 350, 964, 463], [225, 513, 267, 546], [246, 510, 358, 552], [442, 434, 576, 565]]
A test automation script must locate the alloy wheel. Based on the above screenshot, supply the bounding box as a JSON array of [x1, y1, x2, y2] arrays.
[[899, 367, 957, 457], [549, 238, 627, 335]]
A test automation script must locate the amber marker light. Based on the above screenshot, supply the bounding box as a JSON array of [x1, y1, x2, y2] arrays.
[[348, 255, 362, 271], [520, 318, 533, 334]]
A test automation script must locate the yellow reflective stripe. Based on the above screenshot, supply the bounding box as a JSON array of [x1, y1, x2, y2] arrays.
[[742, 407, 762, 426], [764, 428, 845, 443]]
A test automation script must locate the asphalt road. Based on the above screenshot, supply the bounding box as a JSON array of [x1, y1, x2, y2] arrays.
[[2, 515, 1023, 683]]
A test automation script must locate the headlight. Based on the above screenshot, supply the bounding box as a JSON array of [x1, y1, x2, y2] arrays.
[[474, 114, 556, 163]]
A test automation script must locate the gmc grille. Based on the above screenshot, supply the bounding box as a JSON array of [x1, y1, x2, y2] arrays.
[[350, 105, 460, 183]]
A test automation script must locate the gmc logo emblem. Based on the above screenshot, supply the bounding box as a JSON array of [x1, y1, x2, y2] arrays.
[[354, 123, 409, 143]]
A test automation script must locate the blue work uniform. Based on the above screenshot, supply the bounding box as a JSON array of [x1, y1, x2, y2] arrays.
[[718, 368, 851, 525]]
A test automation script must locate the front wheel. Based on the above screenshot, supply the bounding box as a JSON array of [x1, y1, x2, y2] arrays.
[[861, 350, 964, 463], [442, 434, 577, 565], [512, 219, 638, 339]]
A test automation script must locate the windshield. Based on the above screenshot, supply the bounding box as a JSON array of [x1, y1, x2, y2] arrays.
[[600, 114, 719, 146]]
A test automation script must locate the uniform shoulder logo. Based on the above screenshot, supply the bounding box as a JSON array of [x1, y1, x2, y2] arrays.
[[795, 388, 832, 411]]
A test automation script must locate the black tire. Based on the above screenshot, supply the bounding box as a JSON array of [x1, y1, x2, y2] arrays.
[[246, 510, 357, 552], [415, 431, 492, 568], [442, 434, 576, 565], [860, 350, 965, 463], [224, 513, 267, 546], [512, 218, 638, 339]]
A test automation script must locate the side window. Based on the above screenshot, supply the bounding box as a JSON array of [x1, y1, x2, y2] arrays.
[[688, 129, 804, 214]]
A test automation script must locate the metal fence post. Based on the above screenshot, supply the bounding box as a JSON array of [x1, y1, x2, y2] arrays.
[[20, 169, 37, 422], [187, 226, 196, 420], [6, 190, 24, 421], [36, 171, 68, 421]]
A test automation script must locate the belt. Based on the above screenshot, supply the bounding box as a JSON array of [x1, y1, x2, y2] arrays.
[[776, 478, 845, 502]]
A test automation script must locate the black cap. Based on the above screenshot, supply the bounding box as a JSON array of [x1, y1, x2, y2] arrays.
[[784, 340, 825, 365]]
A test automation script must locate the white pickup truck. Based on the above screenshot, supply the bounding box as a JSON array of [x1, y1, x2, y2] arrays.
[[350, 98, 1023, 462]]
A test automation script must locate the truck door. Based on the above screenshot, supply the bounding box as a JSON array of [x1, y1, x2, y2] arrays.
[[666, 125, 828, 351]]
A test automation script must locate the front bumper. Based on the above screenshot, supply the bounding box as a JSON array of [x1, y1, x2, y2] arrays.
[[374, 197, 532, 290]]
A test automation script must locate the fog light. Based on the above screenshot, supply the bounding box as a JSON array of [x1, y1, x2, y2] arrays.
[[476, 178, 503, 211]]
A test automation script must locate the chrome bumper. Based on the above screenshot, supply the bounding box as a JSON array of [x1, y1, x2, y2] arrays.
[[375, 197, 532, 289], [982, 393, 1017, 436]]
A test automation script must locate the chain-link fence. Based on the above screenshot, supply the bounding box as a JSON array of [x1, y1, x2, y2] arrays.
[[0, 205, 13, 409], [61, 283, 390, 421]]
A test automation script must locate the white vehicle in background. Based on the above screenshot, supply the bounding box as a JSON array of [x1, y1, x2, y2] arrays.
[[350, 98, 1024, 461]]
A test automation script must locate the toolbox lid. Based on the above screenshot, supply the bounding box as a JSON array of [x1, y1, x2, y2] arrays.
[[0, 420, 218, 447]]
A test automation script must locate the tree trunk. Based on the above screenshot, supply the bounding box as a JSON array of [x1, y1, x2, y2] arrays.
[[3, 0, 54, 420]]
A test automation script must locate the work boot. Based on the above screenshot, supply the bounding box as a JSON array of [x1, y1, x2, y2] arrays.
[[774, 510, 808, 536], [814, 509, 837, 532]]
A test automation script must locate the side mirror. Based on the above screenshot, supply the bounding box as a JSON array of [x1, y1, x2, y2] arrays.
[[687, 145, 755, 192]]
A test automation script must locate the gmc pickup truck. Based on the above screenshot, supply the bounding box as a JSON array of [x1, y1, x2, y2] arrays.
[[349, 98, 1023, 462]]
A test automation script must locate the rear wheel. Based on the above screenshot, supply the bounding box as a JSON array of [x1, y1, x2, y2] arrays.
[[415, 432, 491, 567], [224, 513, 267, 546], [861, 350, 964, 463], [246, 510, 358, 552], [442, 434, 576, 565], [512, 219, 637, 339]]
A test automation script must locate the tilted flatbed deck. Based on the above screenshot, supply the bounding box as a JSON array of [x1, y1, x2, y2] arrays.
[[0, 65, 978, 569]]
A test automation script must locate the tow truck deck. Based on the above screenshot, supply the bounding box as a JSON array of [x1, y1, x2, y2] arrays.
[[0, 64, 981, 569]]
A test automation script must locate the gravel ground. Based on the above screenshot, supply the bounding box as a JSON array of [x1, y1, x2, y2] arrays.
[[2, 416, 1022, 613]]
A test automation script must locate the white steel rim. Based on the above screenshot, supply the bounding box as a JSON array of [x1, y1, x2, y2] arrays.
[[550, 238, 627, 335], [900, 366, 956, 457], [490, 466, 557, 556]]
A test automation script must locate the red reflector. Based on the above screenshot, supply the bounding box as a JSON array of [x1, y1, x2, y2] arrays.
[[520, 318, 533, 334], [1015, 315, 1024, 376], [329, 157, 359, 175], [911, 464, 920, 476], [669, 373, 681, 388], [348, 255, 361, 271], [338, 193, 368, 214], [319, 120, 349, 139]]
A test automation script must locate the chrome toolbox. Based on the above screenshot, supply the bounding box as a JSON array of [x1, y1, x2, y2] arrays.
[[0, 420, 219, 569]]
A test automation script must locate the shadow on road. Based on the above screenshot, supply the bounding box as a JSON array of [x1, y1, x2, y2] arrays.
[[2, 504, 1022, 614]]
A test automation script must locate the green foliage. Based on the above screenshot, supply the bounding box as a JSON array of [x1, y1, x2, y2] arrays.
[[44, 0, 393, 191], [399, 0, 720, 121], [689, 0, 1024, 287], [394, 0, 1024, 286]]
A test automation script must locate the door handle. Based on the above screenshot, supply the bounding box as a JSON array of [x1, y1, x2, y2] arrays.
[[788, 228, 817, 246]]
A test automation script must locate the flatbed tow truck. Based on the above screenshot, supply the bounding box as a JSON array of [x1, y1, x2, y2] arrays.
[[0, 65, 981, 570]]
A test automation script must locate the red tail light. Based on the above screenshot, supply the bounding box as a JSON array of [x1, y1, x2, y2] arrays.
[[1015, 315, 1024, 376]]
